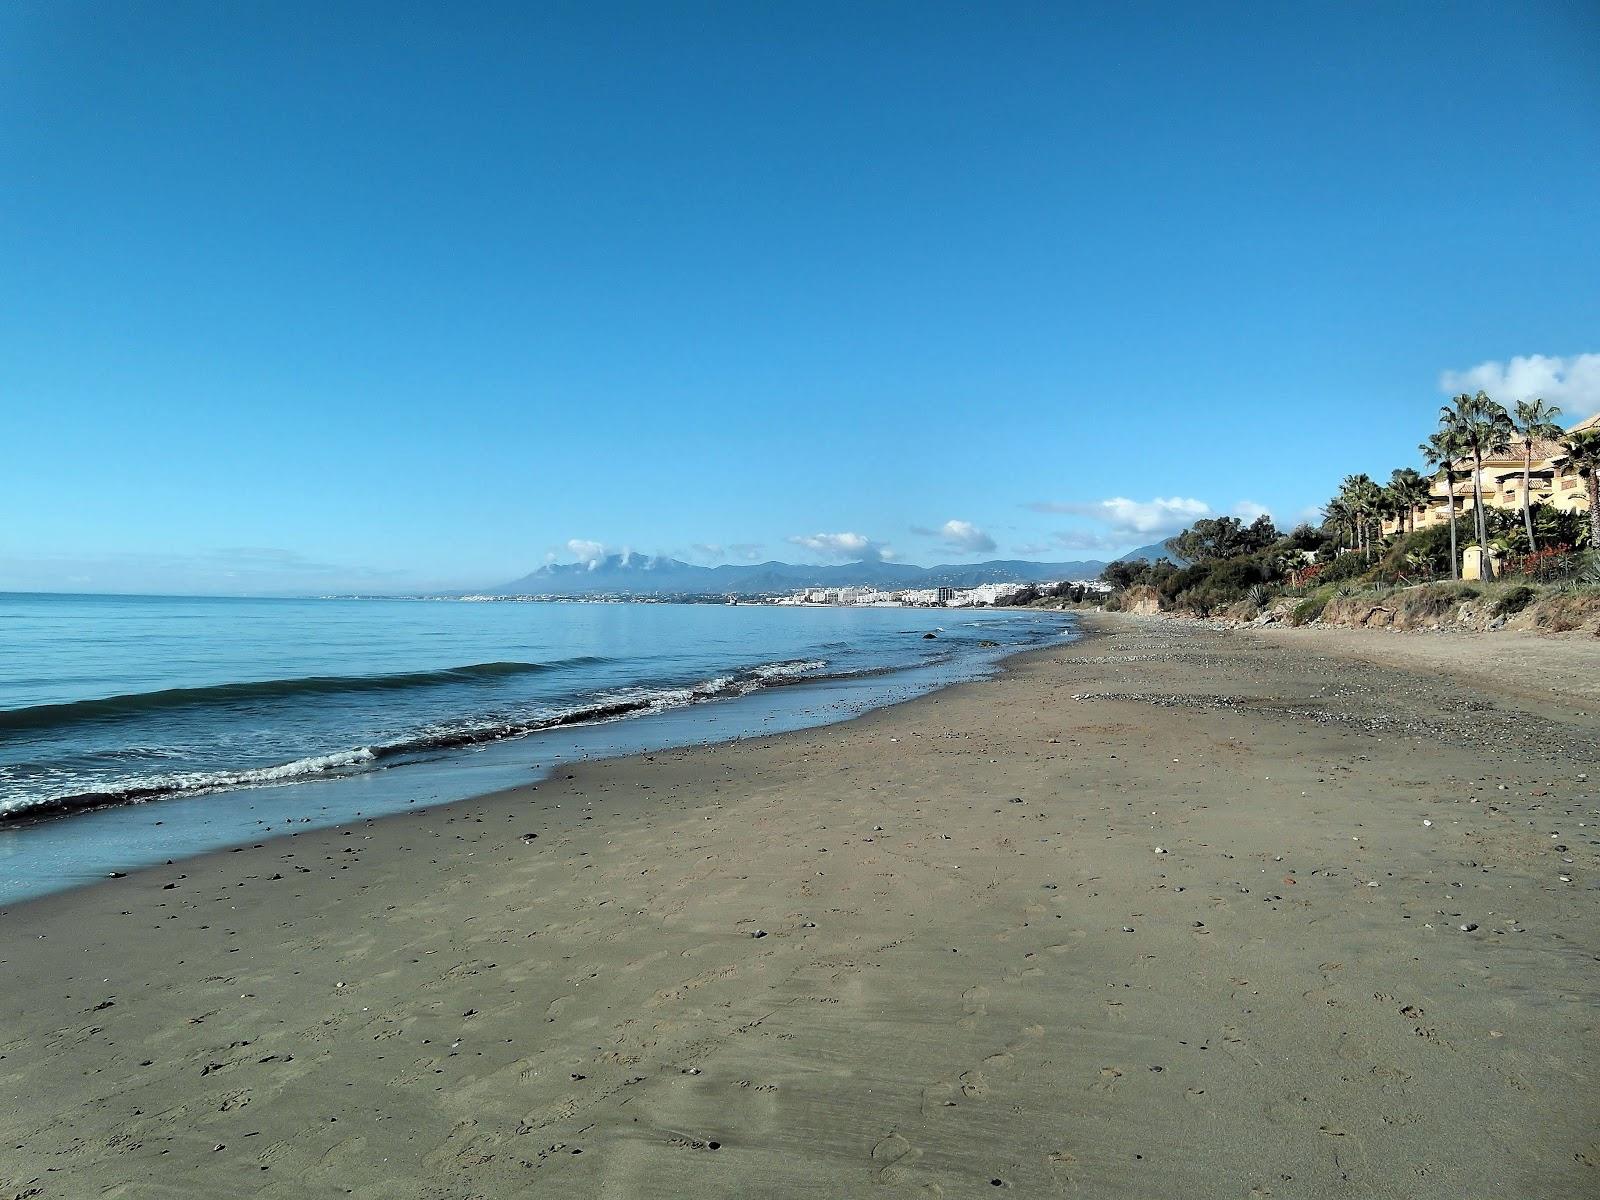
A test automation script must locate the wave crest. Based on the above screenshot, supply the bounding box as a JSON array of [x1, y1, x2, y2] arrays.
[[0, 658, 607, 732], [0, 657, 831, 823]]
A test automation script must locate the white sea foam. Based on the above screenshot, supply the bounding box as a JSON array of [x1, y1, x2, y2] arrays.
[[0, 747, 381, 818], [750, 659, 826, 681], [0, 660, 838, 819]]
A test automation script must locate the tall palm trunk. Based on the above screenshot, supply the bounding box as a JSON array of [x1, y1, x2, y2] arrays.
[[1470, 448, 1492, 579], [1444, 468, 1459, 579], [1588, 472, 1600, 549], [1522, 440, 1537, 553]]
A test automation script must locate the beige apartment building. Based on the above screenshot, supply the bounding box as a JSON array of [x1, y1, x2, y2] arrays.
[[1385, 411, 1598, 537]]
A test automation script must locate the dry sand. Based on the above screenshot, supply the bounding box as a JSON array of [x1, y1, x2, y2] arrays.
[[2, 614, 1596, 1199]]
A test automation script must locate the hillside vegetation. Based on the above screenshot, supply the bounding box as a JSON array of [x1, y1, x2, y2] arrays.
[[1101, 513, 1600, 636]]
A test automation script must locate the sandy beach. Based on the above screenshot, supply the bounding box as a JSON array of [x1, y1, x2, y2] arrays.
[[2, 613, 1596, 1199]]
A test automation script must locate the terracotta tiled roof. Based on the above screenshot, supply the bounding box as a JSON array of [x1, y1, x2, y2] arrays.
[[1453, 413, 1600, 468]]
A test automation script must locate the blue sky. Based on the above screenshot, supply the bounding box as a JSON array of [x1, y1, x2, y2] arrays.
[[4, 2, 1598, 594]]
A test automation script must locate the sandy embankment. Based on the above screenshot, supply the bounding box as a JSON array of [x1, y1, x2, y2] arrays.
[[1, 615, 1596, 1199]]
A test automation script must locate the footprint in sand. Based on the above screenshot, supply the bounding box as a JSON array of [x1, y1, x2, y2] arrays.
[[1045, 1149, 1080, 1195], [871, 1131, 918, 1184], [1090, 1067, 1123, 1093], [958, 1069, 989, 1099], [920, 1080, 957, 1115], [959, 985, 989, 1030], [1333, 1031, 1371, 1064]]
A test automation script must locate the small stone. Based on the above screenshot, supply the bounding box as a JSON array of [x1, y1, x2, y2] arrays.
[[1459, 923, 1478, 932], [1121, 925, 1135, 933], [750, 930, 767, 939]]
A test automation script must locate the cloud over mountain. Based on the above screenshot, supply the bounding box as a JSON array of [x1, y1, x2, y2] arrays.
[[1027, 496, 1211, 537], [565, 539, 607, 567], [934, 519, 996, 554], [786, 531, 894, 561]]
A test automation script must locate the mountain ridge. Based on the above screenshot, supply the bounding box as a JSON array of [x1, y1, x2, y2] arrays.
[[1115, 540, 1185, 564]]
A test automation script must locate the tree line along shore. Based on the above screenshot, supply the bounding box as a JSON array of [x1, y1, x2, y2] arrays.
[[1088, 393, 1600, 636]]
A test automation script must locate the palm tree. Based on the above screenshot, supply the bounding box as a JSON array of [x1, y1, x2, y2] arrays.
[[1560, 428, 1600, 549], [1388, 467, 1430, 534], [1420, 429, 1462, 579], [1510, 398, 1563, 551], [1377, 484, 1400, 540], [1348, 474, 1384, 559], [1336, 477, 1365, 556], [1321, 495, 1357, 554], [1440, 392, 1513, 578]]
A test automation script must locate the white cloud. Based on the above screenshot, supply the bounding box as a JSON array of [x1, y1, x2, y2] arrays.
[[565, 539, 607, 568], [1028, 496, 1211, 536], [1049, 529, 1128, 552], [786, 531, 894, 561], [1439, 353, 1600, 418], [1231, 500, 1271, 522], [688, 541, 764, 563], [936, 519, 996, 554]]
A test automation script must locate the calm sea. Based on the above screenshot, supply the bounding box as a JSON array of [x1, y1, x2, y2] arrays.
[[0, 593, 1073, 901]]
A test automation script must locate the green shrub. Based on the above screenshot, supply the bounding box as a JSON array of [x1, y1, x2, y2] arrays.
[[1318, 552, 1371, 585], [1290, 593, 1329, 625], [1370, 525, 1456, 582], [1490, 584, 1538, 617]]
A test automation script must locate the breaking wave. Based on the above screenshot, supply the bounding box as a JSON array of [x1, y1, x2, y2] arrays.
[[0, 658, 831, 822], [0, 659, 608, 733]]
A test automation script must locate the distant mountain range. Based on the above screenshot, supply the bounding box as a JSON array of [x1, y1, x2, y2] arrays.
[[1115, 540, 1184, 564], [485, 553, 1111, 597]]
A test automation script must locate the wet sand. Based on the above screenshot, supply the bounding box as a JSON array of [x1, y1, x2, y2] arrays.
[[2, 614, 1596, 1198]]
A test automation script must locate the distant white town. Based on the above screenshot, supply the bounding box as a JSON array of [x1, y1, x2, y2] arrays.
[[770, 581, 1108, 607], [456, 579, 1111, 607]]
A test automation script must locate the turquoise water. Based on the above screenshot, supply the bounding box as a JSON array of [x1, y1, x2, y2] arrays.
[[0, 594, 1074, 902]]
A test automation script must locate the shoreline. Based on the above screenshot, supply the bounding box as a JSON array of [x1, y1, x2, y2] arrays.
[[2, 614, 1595, 1197], [0, 612, 1077, 907], [0, 629, 1088, 918]]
